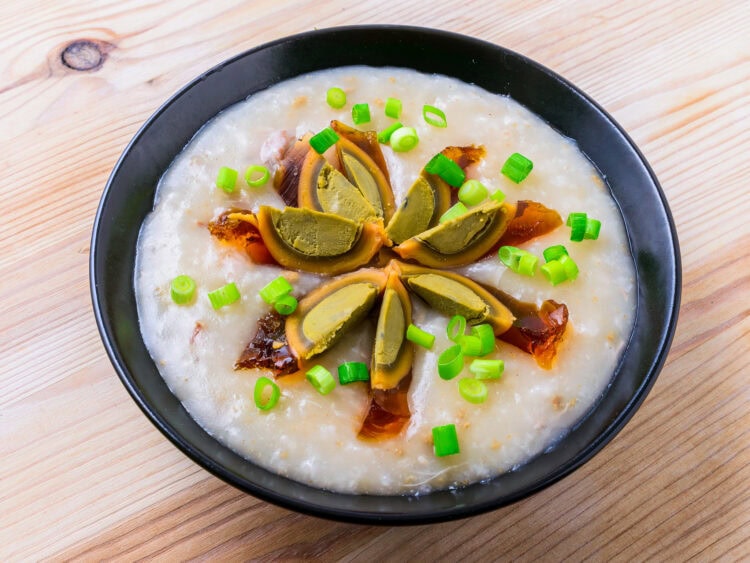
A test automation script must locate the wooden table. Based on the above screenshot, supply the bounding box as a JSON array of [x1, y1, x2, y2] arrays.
[[2, 1, 748, 559]]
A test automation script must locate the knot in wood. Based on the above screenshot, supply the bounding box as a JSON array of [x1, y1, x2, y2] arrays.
[[61, 40, 105, 71]]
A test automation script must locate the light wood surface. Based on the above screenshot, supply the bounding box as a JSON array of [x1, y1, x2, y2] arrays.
[[2, 0, 748, 560]]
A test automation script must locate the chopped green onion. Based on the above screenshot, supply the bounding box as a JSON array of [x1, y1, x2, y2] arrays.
[[438, 344, 464, 380], [425, 153, 465, 187], [541, 260, 567, 286], [216, 166, 238, 193], [490, 189, 506, 203], [543, 245, 569, 262], [501, 152, 534, 183], [469, 359, 505, 380], [439, 202, 468, 224], [423, 104, 447, 127], [458, 179, 489, 206], [273, 294, 298, 315], [254, 376, 280, 410], [390, 126, 419, 152], [447, 315, 467, 342], [432, 424, 460, 457], [458, 378, 488, 404], [337, 362, 370, 384], [385, 97, 402, 119], [207, 282, 240, 309], [406, 323, 435, 349], [517, 253, 538, 276], [559, 254, 579, 280], [498, 245, 524, 269], [326, 87, 347, 109], [351, 103, 371, 125], [471, 324, 495, 356], [170, 275, 196, 305], [457, 335, 483, 357], [245, 165, 270, 187], [585, 218, 602, 240], [567, 213, 588, 241], [259, 276, 293, 305], [377, 121, 403, 144], [306, 365, 335, 395], [309, 127, 339, 154]]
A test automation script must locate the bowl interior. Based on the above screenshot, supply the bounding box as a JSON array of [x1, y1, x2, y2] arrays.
[[91, 26, 680, 524]]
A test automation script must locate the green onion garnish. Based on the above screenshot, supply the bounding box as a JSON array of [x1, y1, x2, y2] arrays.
[[377, 121, 403, 144], [567, 213, 588, 241], [254, 376, 281, 410], [337, 362, 370, 384], [207, 282, 240, 310], [273, 294, 298, 315], [309, 127, 339, 154], [541, 260, 567, 286], [471, 324, 495, 356], [458, 378, 488, 404], [432, 424, 460, 457], [458, 179, 489, 206], [457, 335, 483, 357], [559, 254, 579, 280], [469, 359, 504, 380], [501, 152, 534, 184], [543, 245, 569, 262], [438, 344, 464, 380], [259, 276, 293, 305], [439, 202, 468, 224], [447, 315, 467, 342], [490, 189, 506, 203], [425, 153, 466, 187], [245, 165, 270, 187], [351, 103, 371, 125], [216, 166, 238, 193], [326, 87, 347, 109], [406, 323, 435, 349], [423, 105, 447, 127], [498, 245, 524, 270], [585, 218, 602, 240], [385, 97, 402, 119], [390, 126, 419, 152], [306, 365, 335, 395], [517, 253, 538, 276], [170, 275, 196, 305]]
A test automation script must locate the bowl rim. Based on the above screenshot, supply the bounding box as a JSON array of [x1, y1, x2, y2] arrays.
[[90, 24, 681, 525]]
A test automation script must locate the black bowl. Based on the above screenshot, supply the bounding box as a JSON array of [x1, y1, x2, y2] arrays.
[[90, 25, 680, 524]]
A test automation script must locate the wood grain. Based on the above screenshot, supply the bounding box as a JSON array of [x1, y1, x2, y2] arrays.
[[1, 0, 748, 560]]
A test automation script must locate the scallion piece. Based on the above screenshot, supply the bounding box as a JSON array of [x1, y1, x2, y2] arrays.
[[377, 121, 403, 144], [543, 245, 569, 262], [458, 378, 488, 404], [407, 323, 435, 349], [254, 376, 280, 410], [568, 213, 588, 242], [306, 365, 335, 395], [517, 253, 538, 276], [259, 276, 293, 305], [490, 189, 506, 203], [385, 97, 402, 119], [457, 335, 482, 357], [501, 152, 534, 183], [326, 87, 347, 109], [216, 166, 238, 193], [207, 282, 240, 310], [458, 179, 489, 206], [351, 103, 371, 125], [498, 245, 524, 270], [469, 359, 505, 380], [273, 294, 298, 315], [425, 153, 465, 187], [390, 126, 419, 152], [423, 104, 447, 127], [245, 165, 270, 187], [337, 362, 370, 384], [439, 202, 468, 224], [585, 218, 602, 240], [432, 424, 460, 457], [541, 260, 567, 286], [447, 315, 467, 342], [170, 275, 196, 305], [559, 254, 579, 281], [471, 324, 495, 356], [438, 344, 464, 380], [309, 127, 339, 154]]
